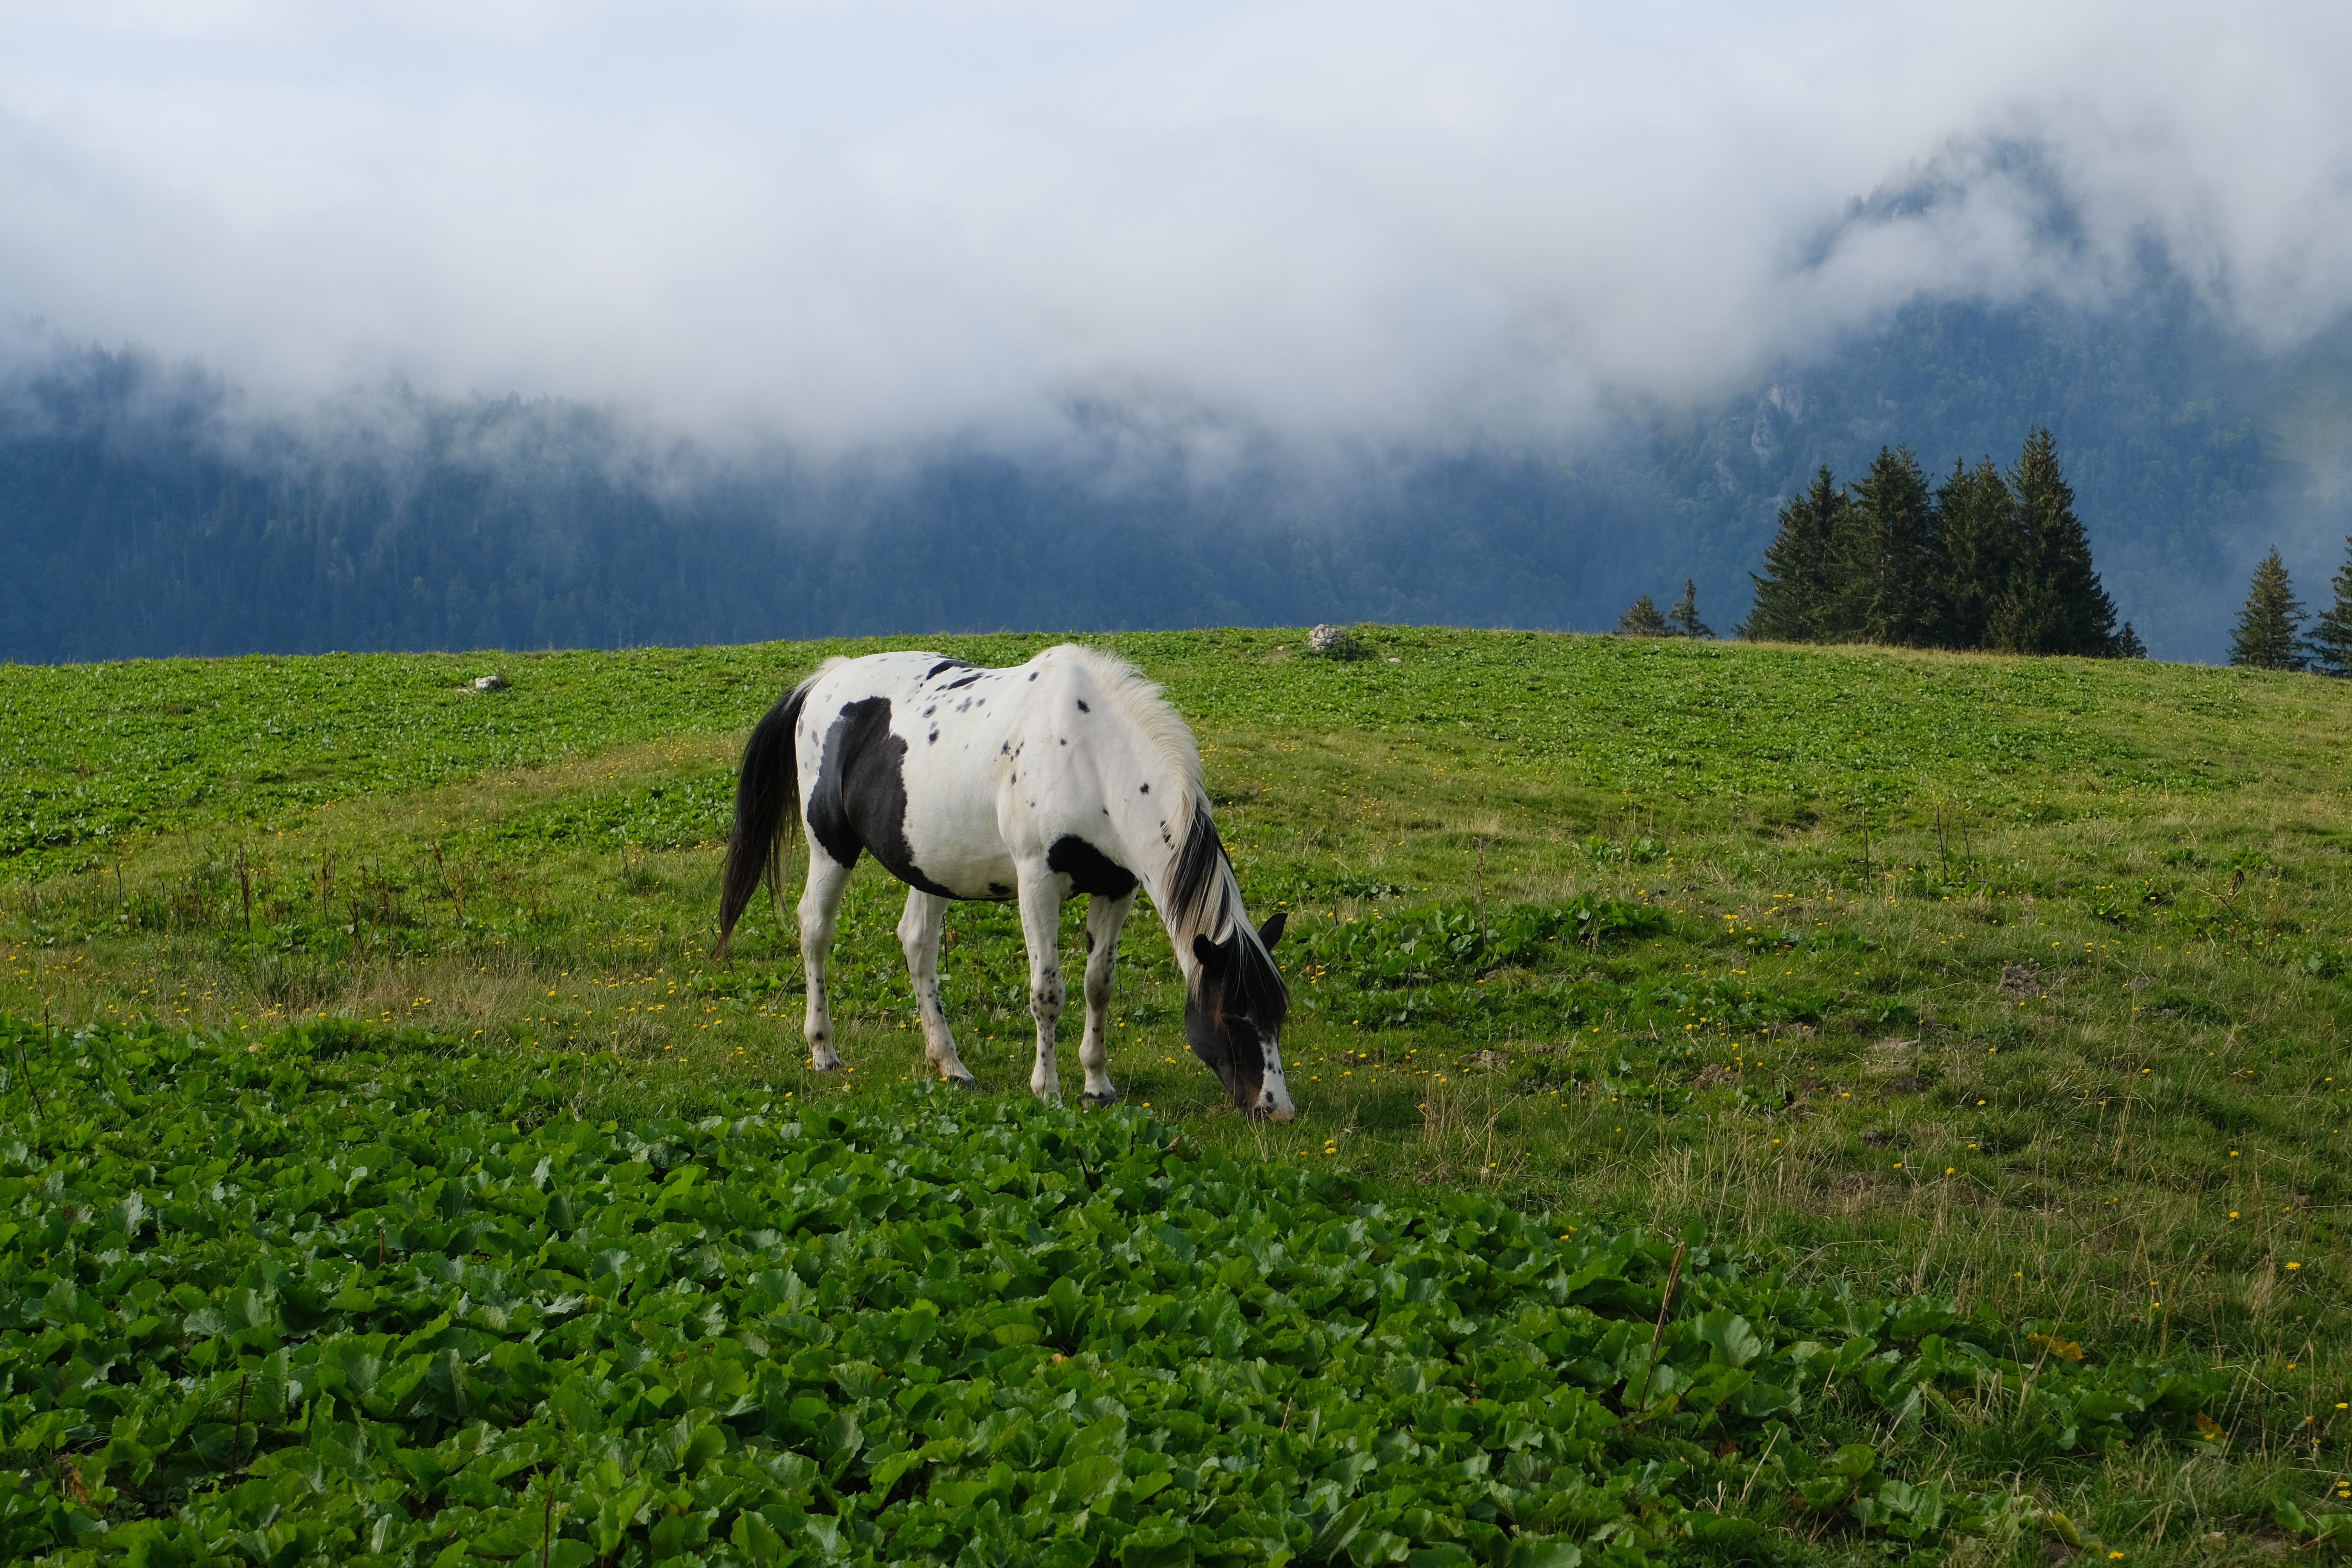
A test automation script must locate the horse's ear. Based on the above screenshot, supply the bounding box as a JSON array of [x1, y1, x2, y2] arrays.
[[1258, 911, 1286, 949], [1192, 933, 1223, 969]]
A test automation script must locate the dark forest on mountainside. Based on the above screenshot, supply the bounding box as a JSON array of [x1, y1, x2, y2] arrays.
[[3, 278, 2340, 666]]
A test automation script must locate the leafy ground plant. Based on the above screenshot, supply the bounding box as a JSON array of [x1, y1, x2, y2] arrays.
[[0, 1016, 2262, 1566]]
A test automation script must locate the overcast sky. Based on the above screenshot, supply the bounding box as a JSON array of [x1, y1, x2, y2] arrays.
[[3, 0, 2348, 450]]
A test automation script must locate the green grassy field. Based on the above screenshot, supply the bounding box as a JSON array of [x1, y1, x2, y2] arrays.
[[5, 626, 2349, 1564]]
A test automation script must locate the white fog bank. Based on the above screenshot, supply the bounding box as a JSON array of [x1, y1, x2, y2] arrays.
[[3, 1, 2349, 450]]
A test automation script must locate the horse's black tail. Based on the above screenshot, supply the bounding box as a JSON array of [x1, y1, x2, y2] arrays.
[[717, 680, 810, 961]]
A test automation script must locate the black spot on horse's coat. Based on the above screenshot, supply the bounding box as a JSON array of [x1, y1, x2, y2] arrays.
[[1029, 671, 1038, 680], [943, 673, 983, 692], [1139, 782, 1150, 794], [1076, 700, 1090, 712], [988, 882, 1011, 897], [805, 699, 883, 868], [1048, 835, 1139, 898], [927, 730, 938, 744], [807, 697, 955, 897], [925, 659, 973, 680]]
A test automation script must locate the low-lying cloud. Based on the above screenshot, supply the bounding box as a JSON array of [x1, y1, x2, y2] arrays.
[[4, 0, 2349, 452]]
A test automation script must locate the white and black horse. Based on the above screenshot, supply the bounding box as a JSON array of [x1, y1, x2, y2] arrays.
[[717, 646, 1294, 1118]]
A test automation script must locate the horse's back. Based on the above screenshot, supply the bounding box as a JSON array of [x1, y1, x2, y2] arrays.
[[796, 649, 1032, 898], [792, 646, 1176, 902]]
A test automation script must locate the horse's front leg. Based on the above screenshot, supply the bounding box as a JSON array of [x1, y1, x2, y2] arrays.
[[1015, 868, 1067, 1100], [898, 887, 977, 1088], [797, 853, 854, 1071], [1077, 890, 1136, 1108]]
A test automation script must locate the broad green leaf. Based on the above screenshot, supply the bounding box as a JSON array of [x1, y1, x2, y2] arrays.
[[1505, 1542, 1582, 1568], [1694, 1309, 1765, 1368]]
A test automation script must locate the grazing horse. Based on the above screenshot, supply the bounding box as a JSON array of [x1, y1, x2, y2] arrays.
[[716, 646, 1294, 1119]]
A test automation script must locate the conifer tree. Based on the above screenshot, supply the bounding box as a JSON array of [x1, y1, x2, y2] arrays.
[[1988, 429, 2121, 655], [1832, 446, 1940, 646], [1616, 594, 1670, 637], [2228, 548, 2308, 670], [1934, 457, 2019, 650], [1741, 467, 1847, 642], [2308, 536, 2352, 676], [2112, 622, 2147, 659], [1667, 579, 1713, 639]]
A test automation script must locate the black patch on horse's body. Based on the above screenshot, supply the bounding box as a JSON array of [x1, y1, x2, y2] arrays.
[[989, 881, 1011, 897], [1076, 700, 1090, 712], [925, 659, 972, 680], [1048, 835, 1139, 898], [808, 697, 954, 897], [943, 672, 983, 691]]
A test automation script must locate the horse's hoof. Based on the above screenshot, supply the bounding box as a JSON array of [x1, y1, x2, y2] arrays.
[[1079, 1090, 1121, 1109]]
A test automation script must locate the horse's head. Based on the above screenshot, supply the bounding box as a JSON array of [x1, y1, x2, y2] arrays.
[[1186, 911, 1292, 1119]]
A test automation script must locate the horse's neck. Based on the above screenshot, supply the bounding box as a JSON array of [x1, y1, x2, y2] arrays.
[[1110, 789, 1194, 909], [1108, 779, 1222, 970]]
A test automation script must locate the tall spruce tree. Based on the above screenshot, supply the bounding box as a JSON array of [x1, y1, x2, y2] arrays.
[[2308, 536, 2352, 676], [1741, 467, 1847, 642], [1934, 456, 2019, 650], [2228, 548, 2308, 670], [1988, 428, 2121, 656], [1667, 579, 1714, 639], [1831, 446, 1940, 646]]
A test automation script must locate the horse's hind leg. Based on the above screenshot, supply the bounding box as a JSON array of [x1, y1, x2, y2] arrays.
[[797, 854, 854, 1071], [1015, 868, 1068, 1101], [898, 887, 977, 1088], [1077, 891, 1136, 1108]]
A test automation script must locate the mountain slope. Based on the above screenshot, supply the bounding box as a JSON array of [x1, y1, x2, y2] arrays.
[[2, 284, 2343, 663]]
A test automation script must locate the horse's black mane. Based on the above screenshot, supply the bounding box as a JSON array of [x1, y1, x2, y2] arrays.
[[1168, 801, 1288, 1030], [1167, 799, 1230, 939]]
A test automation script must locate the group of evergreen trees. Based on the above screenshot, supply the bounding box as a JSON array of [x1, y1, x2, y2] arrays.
[[1739, 430, 2142, 657], [2226, 543, 2352, 674], [1615, 579, 1714, 639]]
